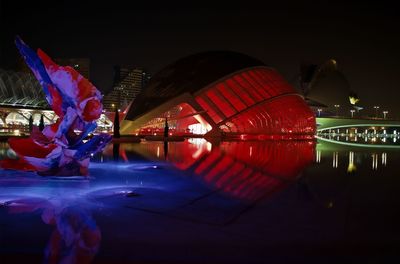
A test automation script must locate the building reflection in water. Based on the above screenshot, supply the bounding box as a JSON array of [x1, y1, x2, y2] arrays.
[[317, 145, 390, 172], [316, 149, 321, 163], [100, 139, 393, 203], [347, 151, 355, 173], [382, 152, 387, 166], [372, 153, 379, 170], [332, 152, 339, 168], [105, 139, 316, 202]]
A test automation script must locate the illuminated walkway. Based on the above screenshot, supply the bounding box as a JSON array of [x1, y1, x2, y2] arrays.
[[316, 117, 400, 149], [316, 117, 400, 131], [0, 105, 113, 134]]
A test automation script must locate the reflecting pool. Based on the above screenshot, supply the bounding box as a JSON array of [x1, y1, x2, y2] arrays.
[[1, 139, 400, 263]]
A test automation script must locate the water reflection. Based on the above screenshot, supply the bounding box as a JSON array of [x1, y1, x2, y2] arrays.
[[347, 151, 355, 173], [93, 139, 400, 211], [2, 139, 400, 262], [113, 143, 120, 162], [321, 148, 390, 171], [318, 126, 400, 147], [97, 139, 316, 201], [2, 197, 100, 263], [332, 151, 339, 168]]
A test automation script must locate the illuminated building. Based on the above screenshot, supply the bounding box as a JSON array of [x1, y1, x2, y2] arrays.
[[0, 68, 111, 133], [121, 51, 316, 138], [299, 60, 366, 117], [103, 66, 150, 111], [0, 68, 53, 132], [0, 68, 46, 108]]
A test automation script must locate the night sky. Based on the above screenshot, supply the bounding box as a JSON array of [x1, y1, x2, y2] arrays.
[[1, 1, 399, 116]]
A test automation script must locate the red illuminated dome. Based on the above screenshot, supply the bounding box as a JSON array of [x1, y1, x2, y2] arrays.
[[121, 51, 316, 138]]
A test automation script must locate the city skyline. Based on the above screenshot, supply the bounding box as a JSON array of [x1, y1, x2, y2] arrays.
[[1, 1, 399, 115]]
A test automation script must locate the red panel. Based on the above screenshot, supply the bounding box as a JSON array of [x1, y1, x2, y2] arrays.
[[234, 172, 264, 196], [205, 89, 236, 118], [203, 156, 234, 182], [194, 149, 221, 174], [216, 83, 246, 112], [258, 71, 282, 96], [228, 167, 253, 189], [225, 79, 255, 106], [254, 68, 293, 94], [195, 96, 223, 123], [242, 71, 272, 99], [232, 75, 264, 102], [248, 70, 282, 97], [225, 94, 315, 136], [214, 163, 245, 188]]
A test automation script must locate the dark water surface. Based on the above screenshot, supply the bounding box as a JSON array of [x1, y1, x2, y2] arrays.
[[1, 139, 400, 263]]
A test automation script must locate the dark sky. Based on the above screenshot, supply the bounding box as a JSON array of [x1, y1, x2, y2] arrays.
[[1, 1, 399, 116]]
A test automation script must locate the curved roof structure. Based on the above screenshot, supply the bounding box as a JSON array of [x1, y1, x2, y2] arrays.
[[300, 59, 354, 112], [126, 51, 265, 120], [121, 51, 316, 137], [0, 69, 48, 108]]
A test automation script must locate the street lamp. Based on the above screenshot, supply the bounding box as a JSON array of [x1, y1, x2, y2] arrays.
[[334, 104, 340, 116], [373, 106, 380, 118], [383, 110, 388, 119], [317, 108, 322, 117], [350, 109, 355, 118]]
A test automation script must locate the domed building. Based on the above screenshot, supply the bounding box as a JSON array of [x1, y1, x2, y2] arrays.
[[121, 51, 316, 138], [299, 59, 361, 118]]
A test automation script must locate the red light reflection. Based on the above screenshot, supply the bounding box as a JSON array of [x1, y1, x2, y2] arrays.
[[121, 140, 315, 201]]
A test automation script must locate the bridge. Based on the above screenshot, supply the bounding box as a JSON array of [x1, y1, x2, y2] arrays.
[[316, 117, 400, 149], [316, 117, 400, 131]]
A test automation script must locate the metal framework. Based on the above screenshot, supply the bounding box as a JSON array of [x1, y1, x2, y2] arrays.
[[0, 69, 48, 108]]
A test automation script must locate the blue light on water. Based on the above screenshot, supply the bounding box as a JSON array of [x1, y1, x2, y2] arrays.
[[2, 140, 400, 262]]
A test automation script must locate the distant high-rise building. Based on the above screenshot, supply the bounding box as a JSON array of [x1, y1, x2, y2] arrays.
[[103, 66, 150, 111], [55, 58, 90, 79]]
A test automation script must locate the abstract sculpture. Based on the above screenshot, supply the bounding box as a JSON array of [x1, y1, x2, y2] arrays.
[[0, 37, 112, 175]]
